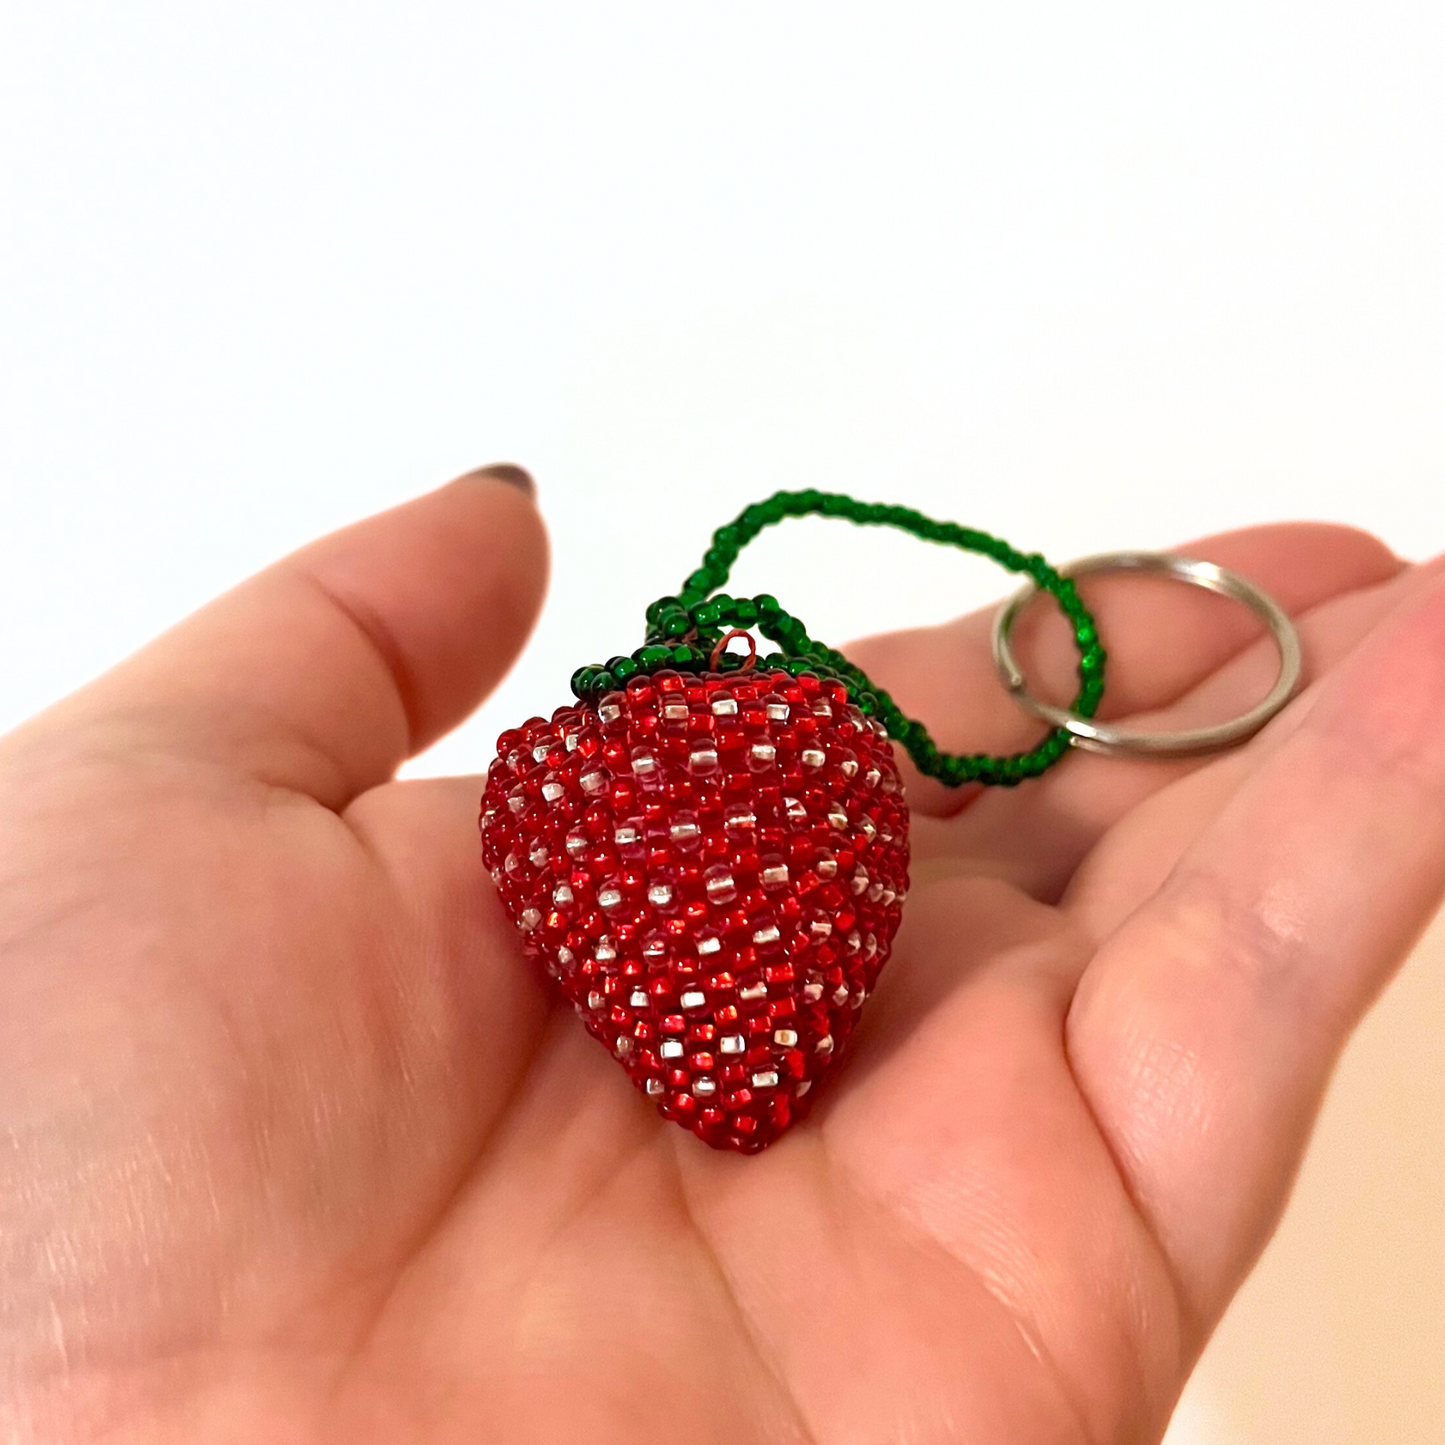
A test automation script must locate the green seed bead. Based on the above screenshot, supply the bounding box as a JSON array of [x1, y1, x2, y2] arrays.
[[636, 645, 673, 668], [645, 595, 682, 626], [731, 597, 759, 626]]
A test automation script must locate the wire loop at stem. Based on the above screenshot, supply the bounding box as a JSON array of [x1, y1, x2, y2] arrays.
[[709, 628, 758, 672]]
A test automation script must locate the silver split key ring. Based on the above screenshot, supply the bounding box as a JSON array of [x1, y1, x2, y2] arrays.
[[991, 551, 1305, 759]]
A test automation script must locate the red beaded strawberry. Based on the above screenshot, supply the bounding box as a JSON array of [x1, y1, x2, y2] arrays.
[[479, 489, 1107, 1151], [480, 666, 909, 1151]]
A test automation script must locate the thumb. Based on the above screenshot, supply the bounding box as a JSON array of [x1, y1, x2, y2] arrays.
[[38, 465, 549, 808]]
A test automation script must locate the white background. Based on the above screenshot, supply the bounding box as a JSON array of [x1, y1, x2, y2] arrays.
[[2, 6, 1442, 1440]]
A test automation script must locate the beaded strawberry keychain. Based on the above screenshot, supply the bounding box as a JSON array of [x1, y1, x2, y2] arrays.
[[479, 489, 1301, 1152]]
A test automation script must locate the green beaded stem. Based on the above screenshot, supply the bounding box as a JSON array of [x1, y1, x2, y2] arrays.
[[570, 489, 1106, 788]]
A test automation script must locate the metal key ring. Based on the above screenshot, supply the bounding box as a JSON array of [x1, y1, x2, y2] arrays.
[[991, 551, 1304, 759]]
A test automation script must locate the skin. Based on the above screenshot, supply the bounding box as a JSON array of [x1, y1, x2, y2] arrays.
[[1, 469, 1441, 1444]]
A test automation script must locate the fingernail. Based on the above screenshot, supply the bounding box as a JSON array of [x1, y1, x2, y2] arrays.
[[464, 463, 535, 497]]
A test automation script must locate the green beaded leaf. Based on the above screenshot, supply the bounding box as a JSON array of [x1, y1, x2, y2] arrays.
[[573, 488, 1106, 788]]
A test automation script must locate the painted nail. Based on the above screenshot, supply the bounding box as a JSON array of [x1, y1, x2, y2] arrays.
[[465, 463, 535, 496]]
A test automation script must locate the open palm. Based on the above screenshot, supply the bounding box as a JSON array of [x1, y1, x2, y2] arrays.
[[4, 471, 1441, 1444]]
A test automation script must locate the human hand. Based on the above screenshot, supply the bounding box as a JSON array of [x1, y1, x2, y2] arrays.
[[2, 469, 1435, 1443]]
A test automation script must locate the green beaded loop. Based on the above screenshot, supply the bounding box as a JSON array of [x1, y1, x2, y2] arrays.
[[571, 489, 1107, 788]]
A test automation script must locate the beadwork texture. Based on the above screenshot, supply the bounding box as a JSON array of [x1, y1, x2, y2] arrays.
[[568, 488, 1108, 788], [480, 667, 909, 1152]]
